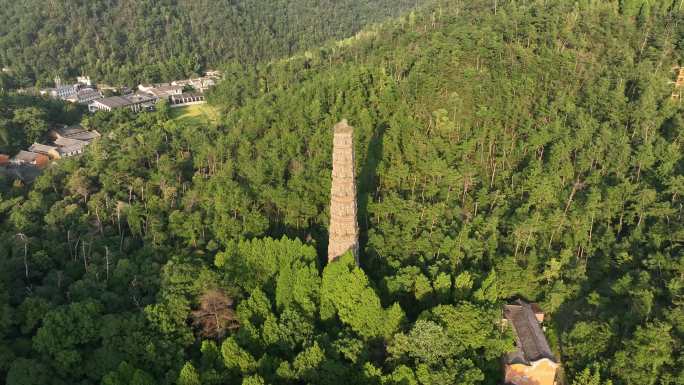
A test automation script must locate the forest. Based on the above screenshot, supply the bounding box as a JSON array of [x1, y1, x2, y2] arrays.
[[0, 0, 425, 87], [0, 94, 82, 154], [0, 0, 683, 384]]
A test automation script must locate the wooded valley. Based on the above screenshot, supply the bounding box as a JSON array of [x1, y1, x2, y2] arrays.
[[0, 0, 424, 87]]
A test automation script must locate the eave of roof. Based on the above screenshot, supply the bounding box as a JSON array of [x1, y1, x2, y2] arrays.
[[503, 301, 555, 365]]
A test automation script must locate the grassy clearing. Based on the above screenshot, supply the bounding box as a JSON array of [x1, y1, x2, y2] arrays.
[[169, 104, 221, 127]]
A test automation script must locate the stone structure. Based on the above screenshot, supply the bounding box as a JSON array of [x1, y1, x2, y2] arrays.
[[170, 92, 206, 106], [503, 300, 559, 385], [328, 119, 359, 263]]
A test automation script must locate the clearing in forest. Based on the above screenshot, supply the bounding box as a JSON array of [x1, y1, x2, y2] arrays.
[[170, 104, 220, 127]]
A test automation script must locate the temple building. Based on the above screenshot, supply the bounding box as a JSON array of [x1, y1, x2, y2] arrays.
[[88, 94, 157, 113], [503, 300, 559, 385], [327, 119, 359, 263], [28, 143, 60, 160], [10, 151, 48, 168]]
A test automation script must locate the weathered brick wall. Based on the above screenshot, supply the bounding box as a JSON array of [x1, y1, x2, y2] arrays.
[[505, 359, 558, 385], [327, 119, 359, 262]]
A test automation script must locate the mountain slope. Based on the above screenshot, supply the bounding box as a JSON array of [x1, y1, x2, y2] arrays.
[[0, 0, 683, 384], [0, 0, 426, 86]]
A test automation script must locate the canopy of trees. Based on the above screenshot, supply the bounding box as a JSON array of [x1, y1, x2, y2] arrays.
[[0, 0, 682, 384], [0, 94, 81, 154], [0, 0, 425, 86]]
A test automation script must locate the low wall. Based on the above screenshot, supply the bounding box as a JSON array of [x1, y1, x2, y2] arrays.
[[170, 101, 206, 108]]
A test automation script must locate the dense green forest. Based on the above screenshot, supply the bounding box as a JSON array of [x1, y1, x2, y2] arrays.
[[0, 0, 425, 87], [1, 0, 684, 384], [0, 94, 82, 154]]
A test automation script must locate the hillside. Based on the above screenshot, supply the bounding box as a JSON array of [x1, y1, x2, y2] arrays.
[[0, 0, 425, 86], [0, 0, 683, 384]]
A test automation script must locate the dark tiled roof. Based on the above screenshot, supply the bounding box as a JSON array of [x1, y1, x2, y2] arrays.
[[58, 125, 87, 137], [126, 93, 157, 103], [95, 96, 134, 108], [94, 94, 156, 108], [65, 130, 100, 142], [54, 137, 86, 147], [28, 143, 57, 154], [153, 85, 182, 92], [77, 88, 103, 98], [504, 300, 555, 364], [13, 150, 41, 162]]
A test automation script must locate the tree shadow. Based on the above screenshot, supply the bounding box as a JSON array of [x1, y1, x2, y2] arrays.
[[357, 122, 386, 272]]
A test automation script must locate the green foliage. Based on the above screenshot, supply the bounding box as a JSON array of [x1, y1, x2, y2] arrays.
[[427, 303, 514, 359], [215, 237, 318, 295], [221, 337, 258, 374], [386, 302, 508, 385], [0, 0, 683, 384], [102, 362, 156, 385], [572, 366, 613, 385], [321, 252, 404, 339], [0, 0, 426, 86], [611, 323, 675, 385], [5, 358, 50, 385], [12, 107, 48, 145], [389, 320, 456, 365], [33, 301, 103, 376], [0, 94, 78, 153], [292, 342, 326, 380], [177, 362, 201, 385], [242, 374, 266, 385], [563, 321, 614, 369]]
